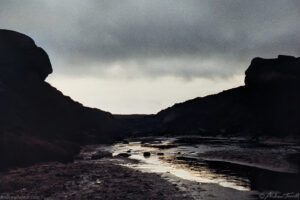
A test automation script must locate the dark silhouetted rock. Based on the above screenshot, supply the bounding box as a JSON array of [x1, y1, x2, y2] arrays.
[[143, 152, 151, 157], [0, 29, 123, 170], [91, 151, 112, 160], [117, 153, 131, 158], [0, 29, 52, 81], [245, 55, 300, 86]]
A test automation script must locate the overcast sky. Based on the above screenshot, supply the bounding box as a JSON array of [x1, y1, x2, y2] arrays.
[[1, 0, 300, 114]]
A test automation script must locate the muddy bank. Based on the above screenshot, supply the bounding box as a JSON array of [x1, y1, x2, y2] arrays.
[[0, 145, 257, 200], [0, 159, 192, 200], [1, 136, 298, 200]]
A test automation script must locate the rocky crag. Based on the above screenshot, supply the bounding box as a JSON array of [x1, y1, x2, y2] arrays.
[[0, 30, 122, 170]]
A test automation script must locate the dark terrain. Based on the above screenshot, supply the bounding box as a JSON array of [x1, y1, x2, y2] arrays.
[[1, 29, 300, 169], [0, 29, 123, 170], [124, 55, 300, 138], [0, 159, 192, 200], [0, 29, 299, 199]]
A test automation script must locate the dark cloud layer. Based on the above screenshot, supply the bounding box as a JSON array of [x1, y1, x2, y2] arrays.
[[1, 0, 300, 78]]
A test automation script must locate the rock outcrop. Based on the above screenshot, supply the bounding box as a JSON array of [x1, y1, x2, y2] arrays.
[[0, 29, 122, 170], [0, 30, 52, 81], [245, 55, 300, 86]]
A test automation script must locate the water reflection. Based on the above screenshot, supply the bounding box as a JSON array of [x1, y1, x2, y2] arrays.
[[112, 141, 251, 191]]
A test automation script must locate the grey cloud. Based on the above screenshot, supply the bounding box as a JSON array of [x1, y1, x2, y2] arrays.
[[0, 0, 300, 78]]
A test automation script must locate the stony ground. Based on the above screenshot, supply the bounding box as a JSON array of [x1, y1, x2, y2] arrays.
[[0, 142, 263, 200], [0, 158, 194, 200]]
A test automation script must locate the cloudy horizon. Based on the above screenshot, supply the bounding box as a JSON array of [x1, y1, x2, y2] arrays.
[[1, 0, 299, 114]]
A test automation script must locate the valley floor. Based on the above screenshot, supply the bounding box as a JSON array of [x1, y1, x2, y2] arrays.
[[0, 159, 192, 200], [1, 136, 299, 200], [0, 150, 255, 200]]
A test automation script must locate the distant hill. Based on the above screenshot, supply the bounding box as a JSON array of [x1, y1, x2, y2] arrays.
[[0, 30, 122, 170], [129, 55, 300, 137]]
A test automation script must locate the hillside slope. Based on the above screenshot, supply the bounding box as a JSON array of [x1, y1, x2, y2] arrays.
[[0, 30, 121, 169], [133, 55, 300, 137]]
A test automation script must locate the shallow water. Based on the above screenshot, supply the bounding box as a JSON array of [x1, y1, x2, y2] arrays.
[[104, 136, 300, 193], [112, 141, 250, 191]]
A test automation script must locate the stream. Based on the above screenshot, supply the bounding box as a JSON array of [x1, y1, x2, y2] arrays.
[[97, 136, 300, 195]]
